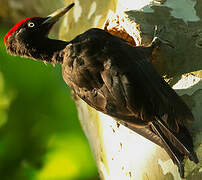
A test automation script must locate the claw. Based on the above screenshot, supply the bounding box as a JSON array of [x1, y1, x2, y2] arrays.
[[152, 25, 175, 49]]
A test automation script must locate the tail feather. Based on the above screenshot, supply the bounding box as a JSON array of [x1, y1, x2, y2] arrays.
[[118, 119, 164, 148], [155, 117, 199, 164], [117, 117, 198, 178], [151, 122, 185, 177]]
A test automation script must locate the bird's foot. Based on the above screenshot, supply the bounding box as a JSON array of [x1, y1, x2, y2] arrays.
[[152, 25, 175, 49]]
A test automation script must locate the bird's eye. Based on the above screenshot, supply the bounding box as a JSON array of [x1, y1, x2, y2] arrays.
[[28, 22, 35, 28]]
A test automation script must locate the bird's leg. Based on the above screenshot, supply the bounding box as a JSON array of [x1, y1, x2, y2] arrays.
[[136, 25, 174, 60], [151, 25, 174, 49]]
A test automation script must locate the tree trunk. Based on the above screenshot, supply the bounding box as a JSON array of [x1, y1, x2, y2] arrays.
[[60, 0, 201, 179], [0, 0, 63, 25]]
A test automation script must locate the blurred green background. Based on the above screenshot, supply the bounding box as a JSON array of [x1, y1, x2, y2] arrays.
[[0, 23, 98, 180]]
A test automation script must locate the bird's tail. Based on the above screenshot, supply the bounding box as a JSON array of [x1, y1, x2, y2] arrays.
[[118, 117, 198, 178], [151, 118, 199, 178]]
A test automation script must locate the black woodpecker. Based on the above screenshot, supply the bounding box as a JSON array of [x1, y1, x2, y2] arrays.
[[4, 3, 198, 178]]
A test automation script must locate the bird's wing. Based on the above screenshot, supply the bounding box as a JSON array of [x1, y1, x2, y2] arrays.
[[127, 56, 194, 130], [98, 52, 190, 131], [62, 29, 193, 132]]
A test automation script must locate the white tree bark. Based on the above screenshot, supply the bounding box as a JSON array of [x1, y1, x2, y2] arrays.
[[60, 0, 202, 179], [0, 0, 63, 22]]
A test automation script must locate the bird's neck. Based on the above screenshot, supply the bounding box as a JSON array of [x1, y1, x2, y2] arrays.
[[9, 37, 68, 64], [29, 38, 68, 64]]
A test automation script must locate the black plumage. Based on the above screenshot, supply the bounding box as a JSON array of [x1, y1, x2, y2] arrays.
[[4, 3, 198, 178]]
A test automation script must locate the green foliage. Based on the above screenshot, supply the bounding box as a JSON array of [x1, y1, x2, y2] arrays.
[[0, 26, 98, 180], [0, 72, 11, 127]]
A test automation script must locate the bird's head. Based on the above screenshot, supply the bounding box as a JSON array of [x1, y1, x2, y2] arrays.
[[4, 3, 74, 57]]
